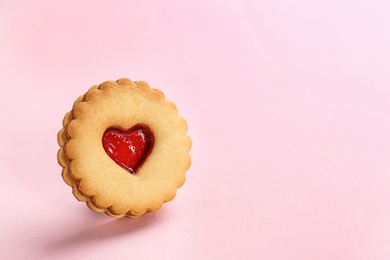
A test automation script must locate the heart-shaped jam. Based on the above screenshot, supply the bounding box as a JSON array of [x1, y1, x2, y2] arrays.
[[102, 124, 154, 174]]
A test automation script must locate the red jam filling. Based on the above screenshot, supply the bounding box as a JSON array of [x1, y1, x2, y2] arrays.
[[102, 124, 154, 174]]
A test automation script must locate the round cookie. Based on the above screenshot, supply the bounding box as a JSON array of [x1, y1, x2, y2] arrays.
[[57, 78, 192, 218]]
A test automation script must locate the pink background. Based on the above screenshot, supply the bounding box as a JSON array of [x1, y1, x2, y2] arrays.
[[1, 0, 390, 259]]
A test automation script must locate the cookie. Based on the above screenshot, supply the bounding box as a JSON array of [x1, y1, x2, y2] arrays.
[[57, 78, 192, 218]]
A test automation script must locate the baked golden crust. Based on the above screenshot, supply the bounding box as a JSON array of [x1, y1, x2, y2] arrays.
[[57, 78, 191, 218]]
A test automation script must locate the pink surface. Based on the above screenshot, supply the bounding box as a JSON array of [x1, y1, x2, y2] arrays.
[[1, 0, 390, 259]]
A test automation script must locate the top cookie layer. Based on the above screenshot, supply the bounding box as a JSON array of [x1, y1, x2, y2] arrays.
[[58, 78, 191, 218]]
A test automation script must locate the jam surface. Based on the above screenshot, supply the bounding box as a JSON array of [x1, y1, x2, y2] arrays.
[[102, 124, 154, 174]]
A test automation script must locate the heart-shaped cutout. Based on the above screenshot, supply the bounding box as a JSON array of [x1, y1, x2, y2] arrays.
[[102, 124, 154, 174]]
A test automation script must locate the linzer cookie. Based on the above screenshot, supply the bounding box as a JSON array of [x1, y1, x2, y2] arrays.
[[57, 78, 191, 218]]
